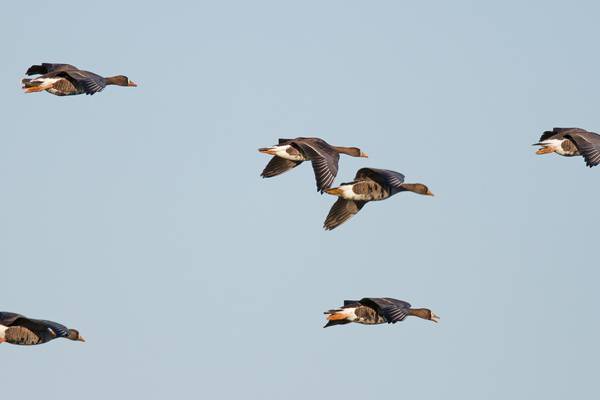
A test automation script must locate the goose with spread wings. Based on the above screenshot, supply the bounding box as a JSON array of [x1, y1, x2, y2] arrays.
[[0, 311, 85, 345], [324, 297, 439, 328], [533, 127, 600, 167], [323, 167, 433, 230], [22, 63, 137, 96], [259, 137, 368, 193]]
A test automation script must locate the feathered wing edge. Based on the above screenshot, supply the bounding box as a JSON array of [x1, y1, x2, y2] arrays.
[[323, 198, 366, 230]]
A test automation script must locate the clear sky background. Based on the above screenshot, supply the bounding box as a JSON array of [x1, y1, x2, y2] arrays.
[[1, 1, 600, 399]]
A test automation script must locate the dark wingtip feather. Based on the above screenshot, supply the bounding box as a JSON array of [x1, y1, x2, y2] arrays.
[[25, 64, 45, 75]]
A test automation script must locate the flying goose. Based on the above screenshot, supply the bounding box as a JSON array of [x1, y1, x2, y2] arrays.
[[0, 312, 85, 345], [533, 127, 600, 167], [323, 167, 433, 230], [259, 137, 368, 193], [22, 63, 137, 96], [324, 298, 439, 328]]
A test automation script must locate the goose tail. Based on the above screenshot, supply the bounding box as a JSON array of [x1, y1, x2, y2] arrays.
[[21, 78, 54, 93], [322, 309, 354, 328]]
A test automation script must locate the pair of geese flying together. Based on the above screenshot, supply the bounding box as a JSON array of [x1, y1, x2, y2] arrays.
[[21, 63, 137, 96], [259, 128, 600, 229], [259, 137, 434, 230], [1, 297, 438, 346]]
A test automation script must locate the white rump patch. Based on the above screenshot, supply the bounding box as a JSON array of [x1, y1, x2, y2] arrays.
[[334, 307, 358, 321], [539, 139, 572, 156], [336, 184, 370, 201], [271, 145, 304, 161], [32, 77, 61, 85]]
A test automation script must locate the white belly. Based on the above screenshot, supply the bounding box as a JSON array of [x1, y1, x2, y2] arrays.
[[335, 307, 358, 321], [0, 325, 7, 339], [32, 77, 61, 85], [540, 139, 573, 156]]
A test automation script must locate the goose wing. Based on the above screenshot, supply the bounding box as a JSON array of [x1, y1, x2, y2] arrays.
[[26, 63, 79, 75], [292, 138, 339, 192], [57, 70, 106, 95], [538, 127, 584, 142], [323, 198, 366, 230], [0, 311, 26, 326], [564, 130, 600, 167], [355, 168, 405, 189], [359, 297, 412, 323], [0, 312, 51, 335], [35, 319, 70, 338], [261, 157, 303, 178]]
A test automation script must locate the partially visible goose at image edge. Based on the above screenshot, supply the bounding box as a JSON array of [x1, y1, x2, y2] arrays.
[[323, 167, 433, 230], [0, 311, 85, 346], [259, 137, 368, 193], [533, 127, 600, 167], [21, 62, 137, 96], [324, 297, 439, 328]]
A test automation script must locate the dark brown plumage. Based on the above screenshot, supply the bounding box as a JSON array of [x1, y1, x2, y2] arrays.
[[258, 137, 368, 193], [22, 63, 137, 96], [323, 168, 433, 230], [324, 298, 439, 328]]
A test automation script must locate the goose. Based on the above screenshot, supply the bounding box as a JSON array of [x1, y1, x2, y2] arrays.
[[533, 127, 600, 167], [22, 63, 137, 96], [259, 137, 368, 193], [324, 298, 439, 328], [323, 167, 433, 230], [0, 311, 85, 345]]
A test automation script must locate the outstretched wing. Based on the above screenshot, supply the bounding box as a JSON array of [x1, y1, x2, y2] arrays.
[[0, 312, 26, 326], [0, 312, 51, 334], [292, 139, 339, 192], [565, 131, 600, 167], [26, 63, 79, 75], [538, 127, 583, 142], [359, 297, 412, 324], [58, 70, 106, 95], [261, 157, 303, 178], [35, 320, 70, 338], [355, 168, 405, 189], [323, 198, 365, 230]]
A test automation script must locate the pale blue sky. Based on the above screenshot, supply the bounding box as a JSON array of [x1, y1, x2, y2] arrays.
[[2, 1, 600, 399]]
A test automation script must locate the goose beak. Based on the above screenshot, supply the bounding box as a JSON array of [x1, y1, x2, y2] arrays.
[[128, 81, 138, 87], [325, 187, 344, 196], [426, 190, 434, 196], [535, 146, 554, 155], [360, 152, 369, 158], [258, 147, 277, 155], [431, 313, 440, 323], [77, 336, 86, 342]]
